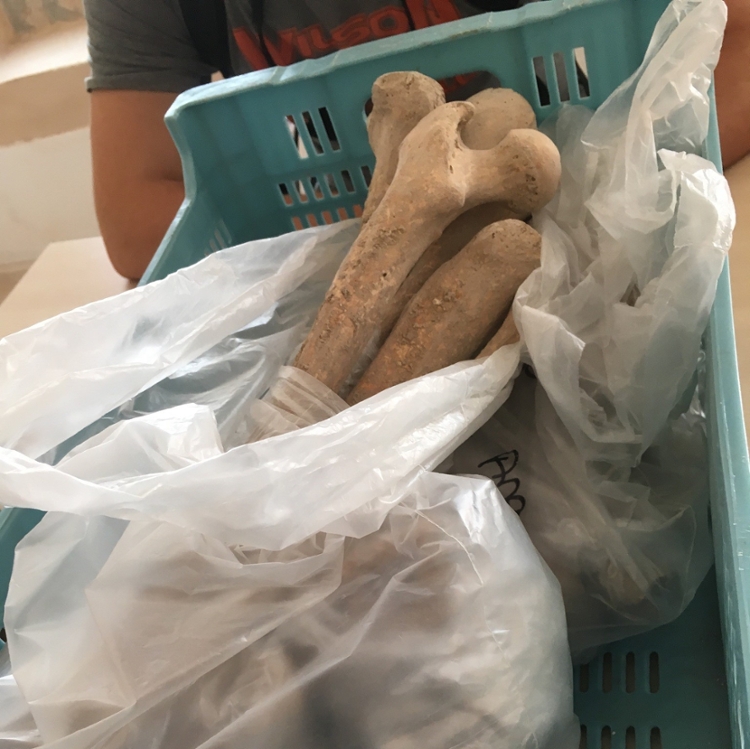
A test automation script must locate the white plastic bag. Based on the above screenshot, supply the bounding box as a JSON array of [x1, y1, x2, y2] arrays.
[[245, 365, 348, 442], [452, 0, 733, 658], [0, 647, 40, 748], [8, 473, 577, 749], [0, 220, 359, 461], [0, 216, 576, 746], [450, 369, 712, 657], [0, 674, 40, 748], [518, 0, 733, 465]]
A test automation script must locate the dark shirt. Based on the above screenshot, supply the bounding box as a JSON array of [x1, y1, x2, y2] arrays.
[[83, 0, 537, 92]]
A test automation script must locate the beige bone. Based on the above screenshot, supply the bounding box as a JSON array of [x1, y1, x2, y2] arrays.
[[374, 203, 515, 347], [293, 101, 561, 394], [461, 87, 537, 148], [375, 87, 538, 344], [361, 72, 446, 224], [348, 220, 541, 404], [479, 311, 521, 358]]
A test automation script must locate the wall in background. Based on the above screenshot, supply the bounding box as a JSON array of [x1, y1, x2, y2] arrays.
[[0, 127, 97, 266], [0, 17, 96, 268], [0, 25, 89, 147], [0, 0, 82, 40], [0, 10, 14, 49]]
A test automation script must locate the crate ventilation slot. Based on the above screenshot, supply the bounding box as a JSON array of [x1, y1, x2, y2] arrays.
[[625, 651, 636, 693], [277, 170, 361, 205], [277, 164, 369, 231], [574, 47, 590, 98], [318, 107, 341, 150], [579, 662, 590, 693], [533, 46, 590, 107], [286, 108, 341, 158], [577, 649, 660, 694], [578, 725, 649, 749], [626, 726, 636, 748], [650, 652, 660, 693], [602, 652, 613, 693], [341, 169, 356, 192], [293, 205, 361, 230], [206, 220, 231, 256]]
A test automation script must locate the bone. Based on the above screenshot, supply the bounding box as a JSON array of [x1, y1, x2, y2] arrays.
[[361, 72, 446, 224], [461, 87, 537, 147], [347, 220, 541, 405], [479, 311, 521, 358], [374, 203, 517, 348], [293, 102, 561, 394], [374, 88, 538, 345]]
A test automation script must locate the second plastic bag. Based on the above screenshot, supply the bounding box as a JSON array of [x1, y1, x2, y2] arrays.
[[452, 0, 732, 658], [450, 369, 711, 657], [7, 470, 577, 749]]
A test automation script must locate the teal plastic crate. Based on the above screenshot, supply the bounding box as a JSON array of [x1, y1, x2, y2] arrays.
[[1, 1, 748, 746]]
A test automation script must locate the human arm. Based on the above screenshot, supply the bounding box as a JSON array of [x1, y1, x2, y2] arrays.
[[715, 0, 750, 168], [84, 0, 215, 279], [90, 91, 184, 281]]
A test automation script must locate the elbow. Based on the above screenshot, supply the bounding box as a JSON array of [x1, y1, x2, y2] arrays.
[[95, 181, 184, 282], [105, 243, 152, 282], [100, 225, 165, 282]]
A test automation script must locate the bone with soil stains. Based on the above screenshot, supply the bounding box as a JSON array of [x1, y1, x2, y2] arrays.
[[292, 102, 560, 395], [373, 203, 517, 351], [361, 72, 446, 224], [374, 87, 538, 346], [347, 220, 541, 405], [461, 87, 537, 148]]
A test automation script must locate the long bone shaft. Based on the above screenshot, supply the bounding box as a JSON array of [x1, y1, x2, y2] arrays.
[[348, 220, 541, 404], [293, 101, 561, 393]]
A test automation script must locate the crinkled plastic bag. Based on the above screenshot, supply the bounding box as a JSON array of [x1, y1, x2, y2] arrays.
[[0, 648, 40, 748], [451, 0, 733, 659], [245, 365, 348, 441], [450, 369, 711, 657], [0, 676, 40, 749], [7, 473, 577, 749], [0, 219, 576, 745], [519, 0, 733, 464]]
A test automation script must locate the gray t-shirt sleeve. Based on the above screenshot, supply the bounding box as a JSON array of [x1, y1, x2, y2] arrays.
[[83, 0, 215, 93]]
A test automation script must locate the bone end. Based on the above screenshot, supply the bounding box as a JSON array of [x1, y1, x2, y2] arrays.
[[370, 71, 446, 110], [362, 72, 446, 224], [462, 88, 538, 149], [496, 128, 562, 215]]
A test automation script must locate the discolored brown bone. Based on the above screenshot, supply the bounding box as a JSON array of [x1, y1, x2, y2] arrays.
[[293, 102, 561, 394], [347, 220, 542, 404], [361, 72, 446, 224], [375, 203, 516, 346]]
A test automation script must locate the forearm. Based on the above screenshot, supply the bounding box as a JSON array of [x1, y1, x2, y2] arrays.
[[94, 177, 184, 281], [715, 0, 750, 168]]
